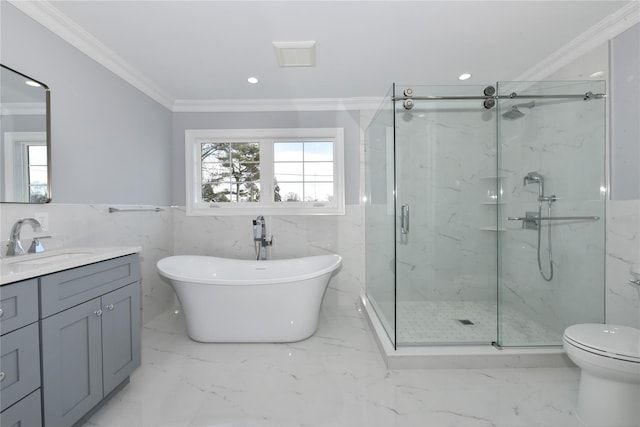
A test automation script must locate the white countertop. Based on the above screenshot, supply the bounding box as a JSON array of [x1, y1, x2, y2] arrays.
[[0, 246, 141, 285]]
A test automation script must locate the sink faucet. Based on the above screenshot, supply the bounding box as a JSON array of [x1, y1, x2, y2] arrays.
[[253, 215, 273, 260], [7, 218, 42, 256]]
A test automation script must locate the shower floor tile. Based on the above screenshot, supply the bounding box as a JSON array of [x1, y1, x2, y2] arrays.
[[396, 301, 560, 345]]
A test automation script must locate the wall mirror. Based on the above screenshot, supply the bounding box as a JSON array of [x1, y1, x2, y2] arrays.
[[0, 64, 51, 203]]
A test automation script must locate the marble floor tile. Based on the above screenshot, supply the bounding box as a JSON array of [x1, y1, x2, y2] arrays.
[[84, 303, 581, 427]]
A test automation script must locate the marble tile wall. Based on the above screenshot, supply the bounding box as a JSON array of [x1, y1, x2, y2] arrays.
[[0, 203, 175, 324], [1, 197, 636, 333], [172, 205, 365, 313], [606, 200, 640, 329]]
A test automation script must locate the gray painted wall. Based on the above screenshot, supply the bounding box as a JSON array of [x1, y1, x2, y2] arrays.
[[171, 110, 361, 207], [611, 23, 640, 201], [1, 2, 173, 205]]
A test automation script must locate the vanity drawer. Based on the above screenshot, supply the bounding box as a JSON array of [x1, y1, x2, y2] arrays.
[[0, 322, 41, 411], [40, 254, 140, 318], [0, 279, 38, 335], [0, 389, 42, 427]]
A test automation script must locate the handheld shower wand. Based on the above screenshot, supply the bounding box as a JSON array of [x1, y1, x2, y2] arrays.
[[523, 171, 555, 282]]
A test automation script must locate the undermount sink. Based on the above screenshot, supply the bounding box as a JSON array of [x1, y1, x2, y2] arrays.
[[9, 251, 94, 266]]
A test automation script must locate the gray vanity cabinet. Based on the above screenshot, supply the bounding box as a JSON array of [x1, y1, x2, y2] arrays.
[[40, 254, 141, 427], [0, 278, 42, 427]]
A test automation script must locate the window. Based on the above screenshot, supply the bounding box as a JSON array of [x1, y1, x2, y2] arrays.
[[3, 132, 48, 202], [186, 128, 344, 215]]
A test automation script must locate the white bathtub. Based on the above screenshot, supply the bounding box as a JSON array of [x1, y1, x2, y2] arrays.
[[157, 254, 342, 343]]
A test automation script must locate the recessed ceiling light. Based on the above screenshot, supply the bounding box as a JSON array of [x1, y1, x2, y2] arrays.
[[590, 71, 605, 78], [25, 80, 41, 87], [458, 73, 472, 81], [247, 77, 259, 84]]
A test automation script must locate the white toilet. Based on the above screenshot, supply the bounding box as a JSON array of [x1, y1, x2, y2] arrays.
[[563, 324, 640, 427], [563, 264, 640, 427]]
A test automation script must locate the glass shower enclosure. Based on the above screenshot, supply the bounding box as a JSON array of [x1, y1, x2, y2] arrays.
[[365, 81, 606, 349]]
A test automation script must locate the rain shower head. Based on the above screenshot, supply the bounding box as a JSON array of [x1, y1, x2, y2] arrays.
[[502, 101, 536, 120]]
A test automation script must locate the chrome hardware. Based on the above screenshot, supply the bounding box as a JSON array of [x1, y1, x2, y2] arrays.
[[508, 215, 600, 221], [483, 98, 496, 109], [630, 279, 640, 287], [0, 308, 3, 318], [94, 309, 103, 317], [524, 171, 545, 200], [28, 235, 52, 253], [400, 204, 410, 234], [403, 99, 414, 110], [6, 218, 41, 256], [484, 86, 496, 96], [105, 304, 115, 311], [403, 88, 413, 97], [253, 215, 273, 261], [520, 211, 540, 231], [109, 207, 164, 213], [0, 371, 5, 382]]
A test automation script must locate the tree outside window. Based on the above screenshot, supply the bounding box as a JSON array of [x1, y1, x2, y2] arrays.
[[201, 142, 260, 203]]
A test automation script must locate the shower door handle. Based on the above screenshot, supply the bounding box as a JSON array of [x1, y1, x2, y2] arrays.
[[401, 204, 410, 234]]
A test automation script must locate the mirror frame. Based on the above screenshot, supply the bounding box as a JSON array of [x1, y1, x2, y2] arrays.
[[1, 64, 52, 203]]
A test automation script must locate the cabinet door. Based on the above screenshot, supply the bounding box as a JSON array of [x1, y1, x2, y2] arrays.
[[102, 282, 141, 395], [0, 323, 40, 411], [0, 389, 42, 427], [42, 298, 103, 427]]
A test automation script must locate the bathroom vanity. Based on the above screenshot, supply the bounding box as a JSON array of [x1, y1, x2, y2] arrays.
[[0, 247, 141, 427]]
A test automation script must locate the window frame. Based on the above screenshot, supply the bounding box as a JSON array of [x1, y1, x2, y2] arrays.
[[3, 131, 47, 202], [185, 128, 345, 216]]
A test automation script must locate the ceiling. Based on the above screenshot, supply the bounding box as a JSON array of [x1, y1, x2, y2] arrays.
[[17, 1, 637, 108]]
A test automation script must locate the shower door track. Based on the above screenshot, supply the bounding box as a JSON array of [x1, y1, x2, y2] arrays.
[[391, 92, 605, 102]]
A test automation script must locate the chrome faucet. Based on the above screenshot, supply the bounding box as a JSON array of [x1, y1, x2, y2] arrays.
[[253, 215, 273, 260], [523, 171, 545, 200], [7, 218, 41, 256], [524, 171, 556, 203]]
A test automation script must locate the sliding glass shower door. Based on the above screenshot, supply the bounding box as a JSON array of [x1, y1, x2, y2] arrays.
[[496, 81, 606, 347], [392, 84, 498, 346], [364, 81, 606, 349]]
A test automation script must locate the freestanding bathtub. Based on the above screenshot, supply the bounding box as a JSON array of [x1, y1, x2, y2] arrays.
[[157, 254, 342, 343]]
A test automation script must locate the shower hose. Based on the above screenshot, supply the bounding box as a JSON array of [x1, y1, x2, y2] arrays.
[[537, 200, 554, 282]]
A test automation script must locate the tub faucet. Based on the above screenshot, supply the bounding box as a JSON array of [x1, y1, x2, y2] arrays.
[[253, 215, 272, 260], [6, 218, 41, 256]]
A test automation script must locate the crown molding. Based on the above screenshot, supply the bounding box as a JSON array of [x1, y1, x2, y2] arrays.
[[172, 97, 384, 113], [8, 0, 174, 110], [10, 0, 638, 113], [515, 1, 640, 82]]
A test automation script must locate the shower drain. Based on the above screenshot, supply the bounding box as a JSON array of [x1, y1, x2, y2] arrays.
[[457, 319, 475, 325]]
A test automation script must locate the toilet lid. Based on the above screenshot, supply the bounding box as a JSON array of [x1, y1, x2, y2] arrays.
[[564, 324, 640, 362]]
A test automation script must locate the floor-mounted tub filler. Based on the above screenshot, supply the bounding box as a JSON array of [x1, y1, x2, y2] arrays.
[[157, 254, 342, 343]]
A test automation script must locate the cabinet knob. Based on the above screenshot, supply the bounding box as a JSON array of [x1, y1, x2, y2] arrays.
[[94, 309, 103, 317], [105, 304, 115, 311], [0, 371, 5, 382]]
